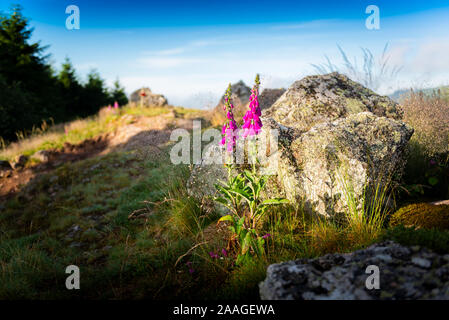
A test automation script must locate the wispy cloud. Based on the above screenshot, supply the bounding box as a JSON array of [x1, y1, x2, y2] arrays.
[[143, 47, 186, 56], [270, 19, 344, 30]]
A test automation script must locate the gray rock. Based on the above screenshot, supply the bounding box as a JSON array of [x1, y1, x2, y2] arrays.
[[269, 112, 413, 217], [216, 80, 251, 111], [263, 72, 403, 134], [210, 81, 252, 124], [259, 88, 286, 110], [31, 150, 51, 162], [129, 87, 168, 107], [258, 73, 412, 217], [259, 241, 449, 300], [412, 257, 432, 268], [12, 155, 29, 170]]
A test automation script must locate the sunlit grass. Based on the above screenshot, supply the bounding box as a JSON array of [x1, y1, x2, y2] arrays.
[[0, 104, 204, 162]]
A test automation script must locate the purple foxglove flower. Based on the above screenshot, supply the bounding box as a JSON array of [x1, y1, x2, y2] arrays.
[[241, 83, 262, 137], [262, 233, 271, 239], [221, 95, 239, 152], [221, 248, 228, 257]]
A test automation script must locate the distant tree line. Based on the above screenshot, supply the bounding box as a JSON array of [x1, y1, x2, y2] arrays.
[[0, 6, 128, 142]]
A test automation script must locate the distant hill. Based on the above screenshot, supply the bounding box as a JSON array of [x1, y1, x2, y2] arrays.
[[389, 86, 449, 102]]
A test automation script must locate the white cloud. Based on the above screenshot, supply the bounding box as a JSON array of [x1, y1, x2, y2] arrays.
[[136, 57, 204, 68], [143, 47, 186, 56], [411, 39, 449, 73]]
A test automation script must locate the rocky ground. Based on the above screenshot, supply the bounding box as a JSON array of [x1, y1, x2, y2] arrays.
[[260, 241, 449, 300]]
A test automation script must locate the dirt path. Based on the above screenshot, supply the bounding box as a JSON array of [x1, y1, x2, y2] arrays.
[[0, 113, 199, 199]]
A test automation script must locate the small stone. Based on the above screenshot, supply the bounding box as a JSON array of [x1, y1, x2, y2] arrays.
[[31, 150, 51, 162], [411, 257, 432, 268], [12, 155, 28, 170]]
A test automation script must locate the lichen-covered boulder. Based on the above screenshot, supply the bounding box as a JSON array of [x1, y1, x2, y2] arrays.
[[293, 112, 413, 216], [390, 203, 449, 230], [259, 112, 413, 217], [258, 73, 412, 217], [259, 241, 449, 300], [263, 72, 403, 135]]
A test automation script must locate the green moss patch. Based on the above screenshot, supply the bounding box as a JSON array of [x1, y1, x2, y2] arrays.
[[390, 203, 449, 230]]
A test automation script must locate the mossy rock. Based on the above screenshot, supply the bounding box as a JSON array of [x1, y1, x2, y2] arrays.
[[390, 203, 449, 230]]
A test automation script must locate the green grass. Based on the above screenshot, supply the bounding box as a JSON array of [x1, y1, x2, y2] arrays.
[[0, 151, 396, 299], [2, 147, 448, 299], [382, 225, 449, 254], [0, 104, 203, 162], [1, 105, 448, 299]]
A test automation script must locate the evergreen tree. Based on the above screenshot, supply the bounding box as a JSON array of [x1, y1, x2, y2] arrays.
[[0, 5, 63, 140], [58, 57, 82, 118], [80, 69, 109, 116], [0, 6, 127, 142], [109, 79, 128, 106]]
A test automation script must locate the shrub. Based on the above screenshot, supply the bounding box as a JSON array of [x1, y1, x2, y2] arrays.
[[401, 90, 449, 157], [400, 90, 449, 199], [389, 203, 449, 230]]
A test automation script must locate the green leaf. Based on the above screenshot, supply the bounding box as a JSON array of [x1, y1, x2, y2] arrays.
[[241, 232, 252, 255], [230, 188, 252, 203], [261, 198, 289, 206], [236, 217, 245, 234], [218, 215, 234, 223], [428, 176, 439, 186]]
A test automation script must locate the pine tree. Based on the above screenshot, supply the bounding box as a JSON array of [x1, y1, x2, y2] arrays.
[[109, 79, 128, 106], [58, 57, 82, 118], [0, 5, 62, 140], [80, 69, 109, 116]]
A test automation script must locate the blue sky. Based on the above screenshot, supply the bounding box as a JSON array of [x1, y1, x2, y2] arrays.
[[2, 0, 449, 108]]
